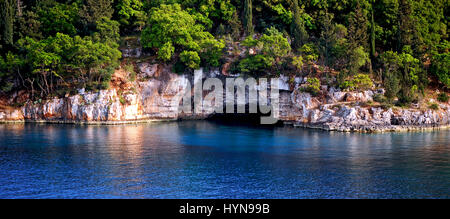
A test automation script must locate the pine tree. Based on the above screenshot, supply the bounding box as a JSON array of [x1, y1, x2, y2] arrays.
[[291, 0, 308, 49], [397, 0, 413, 52], [347, 2, 368, 51], [243, 0, 253, 36], [346, 1, 370, 74], [0, 0, 15, 47], [369, 1, 376, 59], [229, 11, 242, 40], [80, 0, 114, 25], [79, 0, 114, 34], [318, 9, 335, 71]]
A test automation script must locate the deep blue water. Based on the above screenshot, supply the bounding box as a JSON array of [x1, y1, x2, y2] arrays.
[[0, 121, 449, 199]]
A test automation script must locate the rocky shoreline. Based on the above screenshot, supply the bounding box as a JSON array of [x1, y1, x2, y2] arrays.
[[1, 117, 449, 133], [292, 122, 450, 133], [1, 66, 449, 133]]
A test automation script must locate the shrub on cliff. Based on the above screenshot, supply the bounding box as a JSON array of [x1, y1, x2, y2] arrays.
[[299, 44, 319, 74], [429, 103, 439, 110], [158, 42, 174, 62], [180, 51, 201, 70], [373, 93, 387, 103], [291, 56, 304, 73], [437, 93, 449, 103], [238, 55, 273, 75], [339, 73, 373, 91], [259, 27, 291, 63], [301, 77, 321, 96], [239, 27, 290, 75]]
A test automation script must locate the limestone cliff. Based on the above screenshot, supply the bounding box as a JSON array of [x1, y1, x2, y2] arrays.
[[1, 63, 449, 132]]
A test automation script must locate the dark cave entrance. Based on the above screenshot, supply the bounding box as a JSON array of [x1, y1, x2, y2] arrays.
[[207, 104, 284, 127]]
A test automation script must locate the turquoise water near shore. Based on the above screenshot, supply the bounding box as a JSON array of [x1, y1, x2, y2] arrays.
[[0, 121, 449, 199]]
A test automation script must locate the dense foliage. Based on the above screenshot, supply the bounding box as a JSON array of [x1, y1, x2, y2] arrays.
[[141, 3, 225, 68], [0, 0, 448, 103]]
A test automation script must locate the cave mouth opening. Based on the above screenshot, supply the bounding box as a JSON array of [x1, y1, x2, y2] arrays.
[[207, 105, 284, 127]]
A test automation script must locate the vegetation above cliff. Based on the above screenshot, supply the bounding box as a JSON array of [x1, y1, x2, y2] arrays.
[[0, 0, 448, 107]]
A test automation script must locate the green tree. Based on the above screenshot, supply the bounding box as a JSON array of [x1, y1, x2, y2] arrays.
[[398, 51, 422, 103], [291, 0, 308, 49], [18, 36, 63, 96], [71, 35, 121, 88], [303, 77, 321, 96], [381, 49, 424, 103], [346, 1, 369, 74], [37, 1, 79, 37], [0, 52, 23, 92], [291, 55, 304, 73], [142, 4, 195, 49], [141, 4, 224, 69], [17, 31, 121, 96], [116, 0, 147, 32], [259, 27, 291, 61], [410, 0, 446, 55], [318, 10, 348, 72], [0, 0, 15, 47], [181, 0, 236, 29], [180, 51, 201, 69], [346, 73, 374, 91], [369, 0, 376, 59], [92, 17, 120, 45], [238, 54, 273, 75], [229, 10, 242, 39], [373, 0, 399, 51], [318, 9, 335, 69], [384, 71, 401, 101], [79, 0, 114, 32], [380, 50, 401, 100], [430, 41, 449, 88], [158, 42, 175, 61], [198, 36, 226, 67], [347, 46, 370, 75], [17, 10, 42, 40], [348, 1, 369, 49], [238, 26, 290, 74], [299, 43, 318, 74], [397, 0, 413, 51]]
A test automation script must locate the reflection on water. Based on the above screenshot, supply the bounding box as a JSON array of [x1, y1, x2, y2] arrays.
[[0, 122, 449, 199]]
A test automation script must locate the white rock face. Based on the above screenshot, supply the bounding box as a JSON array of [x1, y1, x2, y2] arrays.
[[138, 63, 158, 78], [0, 109, 24, 121], [1, 68, 449, 132], [289, 88, 450, 132], [121, 48, 142, 58], [278, 75, 290, 91]]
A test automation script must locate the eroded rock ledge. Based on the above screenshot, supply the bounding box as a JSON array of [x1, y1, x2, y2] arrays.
[[286, 90, 450, 132], [1, 67, 449, 133]]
